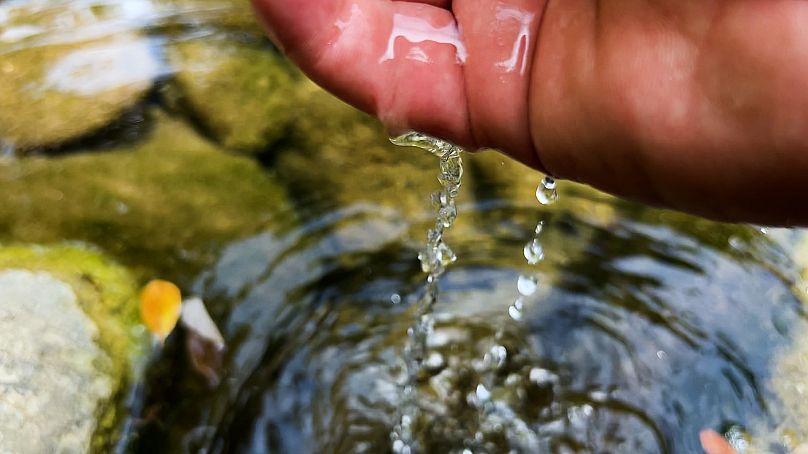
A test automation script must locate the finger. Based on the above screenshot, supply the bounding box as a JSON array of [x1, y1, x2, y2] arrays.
[[251, 0, 472, 146], [454, 0, 547, 168]]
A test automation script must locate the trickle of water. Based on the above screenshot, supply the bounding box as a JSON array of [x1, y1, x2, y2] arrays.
[[390, 131, 464, 453], [459, 177, 559, 451]]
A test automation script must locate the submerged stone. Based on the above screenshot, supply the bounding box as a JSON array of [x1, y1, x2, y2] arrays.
[[165, 33, 298, 154], [0, 109, 292, 279], [0, 2, 158, 150], [0, 244, 144, 452], [156, 0, 264, 34], [272, 81, 442, 214]]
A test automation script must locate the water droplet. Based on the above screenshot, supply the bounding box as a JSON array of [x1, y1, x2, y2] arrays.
[[590, 390, 608, 402], [728, 235, 743, 250], [476, 384, 491, 402], [517, 274, 538, 296], [536, 177, 558, 205], [484, 345, 507, 369], [523, 240, 544, 264], [438, 201, 457, 228], [508, 304, 522, 321], [424, 352, 445, 371], [391, 293, 402, 304], [656, 350, 668, 360], [529, 367, 558, 386]]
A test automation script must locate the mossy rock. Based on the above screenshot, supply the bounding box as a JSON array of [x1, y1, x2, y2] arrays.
[[0, 109, 292, 280], [0, 3, 158, 150], [156, 0, 265, 34], [165, 33, 298, 153], [272, 81, 446, 215], [0, 243, 144, 452]]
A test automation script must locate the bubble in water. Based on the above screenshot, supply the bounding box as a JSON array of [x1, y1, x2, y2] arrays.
[[725, 425, 750, 452], [517, 274, 538, 296], [536, 177, 558, 205], [523, 240, 544, 265]]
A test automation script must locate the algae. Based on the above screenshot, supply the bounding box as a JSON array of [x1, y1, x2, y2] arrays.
[[272, 81, 446, 215], [156, 0, 264, 34], [0, 109, 292, 280], [0, 243, 145, 451], [165, 33, 298, 154]]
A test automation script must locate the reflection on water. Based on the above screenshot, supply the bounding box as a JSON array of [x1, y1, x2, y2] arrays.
[[1, 0, 807, 453], [129, 195, 806, 453]]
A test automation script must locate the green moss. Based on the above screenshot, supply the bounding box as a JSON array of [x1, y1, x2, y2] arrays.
[[0, 243, 144, 451], [272, 81, 442, 215], [166, 33, 298, 153], [0, 109, 292, 280], [156, 0, 265, 34]]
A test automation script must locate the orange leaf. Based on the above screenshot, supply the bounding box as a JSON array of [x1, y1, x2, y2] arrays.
[[140, 279, 182, 342], [700, 430, 738, 454]]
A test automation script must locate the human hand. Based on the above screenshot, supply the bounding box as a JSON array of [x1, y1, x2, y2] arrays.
[[252, 0, 808, 225]]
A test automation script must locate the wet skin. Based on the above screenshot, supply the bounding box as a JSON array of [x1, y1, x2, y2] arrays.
[[252, 0, 808, 226]]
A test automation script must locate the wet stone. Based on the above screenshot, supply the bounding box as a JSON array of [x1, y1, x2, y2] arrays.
[[165, 33, 298, 154], [0, 109, 292, 278], [0, 3, 158, 150], [0, 244, 145, 452]]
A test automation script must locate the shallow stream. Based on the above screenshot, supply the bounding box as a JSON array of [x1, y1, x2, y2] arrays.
[[1, 1, 807, 453]]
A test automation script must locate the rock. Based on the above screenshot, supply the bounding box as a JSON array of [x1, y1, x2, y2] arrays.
[[155, 0, 264, 34], [0, 2, 159, 150], [0, 109, 292, 279], [0, 244, 144, 452], [272, 81, 445, 214], [165, 33, 298, 154]]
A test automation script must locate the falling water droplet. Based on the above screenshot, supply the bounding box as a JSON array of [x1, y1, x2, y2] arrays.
[[391, 293, 402, 304], [517, 274, 538, 296], [536, 176, 558, 205], [523, 240, 544, 265], [508, 299, 523, 321]]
